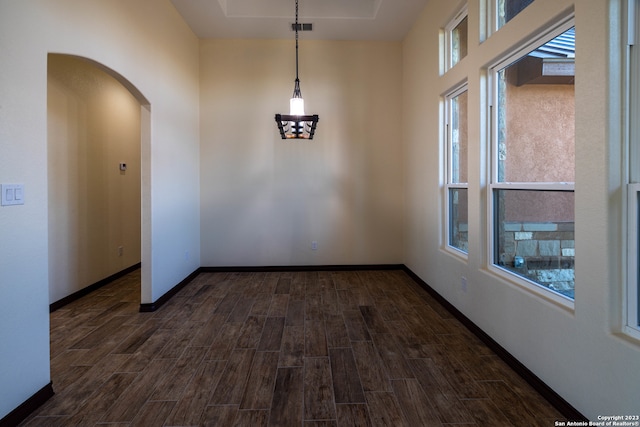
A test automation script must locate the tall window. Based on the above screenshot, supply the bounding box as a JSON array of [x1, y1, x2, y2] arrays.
[[445, 5, 468, 70], [445, 84, 469, 254], [490, 23, 575, 302], [626, 0, 640, 337]]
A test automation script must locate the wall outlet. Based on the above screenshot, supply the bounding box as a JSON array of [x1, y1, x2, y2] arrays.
[[311, 241, 318, 251], [117, 246, 124, 257], [461, 276, 468, 293]]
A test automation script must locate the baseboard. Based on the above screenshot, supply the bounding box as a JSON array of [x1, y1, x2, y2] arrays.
[[50, 263, 141, 313], [199, 264, 404, 273], [139, 268, 201, 312], [0, 382, 53, 427], [401, 266, 586, 421]]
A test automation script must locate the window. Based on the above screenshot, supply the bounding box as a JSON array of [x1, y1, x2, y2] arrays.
[[445, 84, 469, 254], [490, 22, 575, 303], [497, 0, 534, 29], [626, 0, 640, 336], [445, 5, 468, 70]]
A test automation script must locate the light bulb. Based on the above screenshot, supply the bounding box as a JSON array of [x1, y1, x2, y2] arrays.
[[290, 97, 305, 116]]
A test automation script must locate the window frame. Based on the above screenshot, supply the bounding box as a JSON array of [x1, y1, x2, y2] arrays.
[[487, 16, 576, 309], [625, 0, 640, 339], [445, 4, 469, 71], [444, 82, 469, 257], [626, 185, 640, 338], [489, 0, 535, 34]]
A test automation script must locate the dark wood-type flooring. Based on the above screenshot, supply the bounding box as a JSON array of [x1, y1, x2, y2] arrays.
[[21, 269, 564, 426]]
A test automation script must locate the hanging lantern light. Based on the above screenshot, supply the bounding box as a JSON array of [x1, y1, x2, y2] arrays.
[[275, 0, 319, 140]]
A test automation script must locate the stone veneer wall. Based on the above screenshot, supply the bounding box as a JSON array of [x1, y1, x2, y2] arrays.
[[498, 221, 575, 296]]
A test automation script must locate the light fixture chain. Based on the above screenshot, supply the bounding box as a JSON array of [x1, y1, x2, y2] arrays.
[[295, 0, 299, 82]]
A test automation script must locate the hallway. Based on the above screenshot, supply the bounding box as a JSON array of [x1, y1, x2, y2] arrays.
[[22, 269, 562, 426]]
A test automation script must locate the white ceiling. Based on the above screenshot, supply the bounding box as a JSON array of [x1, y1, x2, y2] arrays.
[[170, 0, 428, 41]]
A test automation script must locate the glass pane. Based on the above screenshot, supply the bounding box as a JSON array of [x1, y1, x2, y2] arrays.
[[451, 16, 468, 67], [451, 90, 468, 184], [494, 189, 574, 298], [449, 188, 469, 252], [498, 0, 534, 28], [496, 27, 575, 183]]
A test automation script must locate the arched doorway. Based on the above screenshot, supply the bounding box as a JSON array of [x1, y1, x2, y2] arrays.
[[47, 54, 150, 308]]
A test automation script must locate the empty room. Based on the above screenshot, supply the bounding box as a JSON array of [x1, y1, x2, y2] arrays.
[[1, 0, 639, 425]]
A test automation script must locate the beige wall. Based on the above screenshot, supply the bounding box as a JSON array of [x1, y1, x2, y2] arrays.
[[199, 39, 404, 266], [403, 0, 640, 418], [0, 0, 200, 418], [47, 55, 142, 304]]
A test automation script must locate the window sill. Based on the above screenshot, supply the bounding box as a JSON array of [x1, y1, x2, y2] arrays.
[[487, 264, 575, 311]]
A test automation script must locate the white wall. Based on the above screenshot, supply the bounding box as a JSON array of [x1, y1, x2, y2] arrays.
[[403, 0, 640, 417], [199, 39, 404, 266], [0, 0, 200, 418], [48, 54, 142, 304]]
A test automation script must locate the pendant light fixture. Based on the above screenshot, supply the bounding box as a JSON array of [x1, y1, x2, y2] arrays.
[[275, 0, 319, 140]]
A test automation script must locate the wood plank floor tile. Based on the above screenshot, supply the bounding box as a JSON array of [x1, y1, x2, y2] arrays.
[[205, 322, 243, 360], [275, 277, 291, 294], [148, 346, 208, 401], [391, 378, 441, 426], [257, 317, 285, 351], [285, 299, 305, 326], [351, 341, 391, 392], [461, 397, 513, 427], [227, 297, 256, 323], [190, 313, 229, 347], [269, 367, 304, 427], [324, 313, 351, 348], [209, 348, 256, 405], [268, 294, 289, 317], [129, 400, 177, 427], [364, 391, 406, 427], [304, 357, 336, 421], [23, 269, 565, 427], [235, 409, 270, 426], [200, 405, 239, 426], [66, 372, 138, 425], [279, 325, 305, 367], [336, 403, 372, 427], [305, 421, 338, 427], [371, 333, 415, 379], [164, 360, 227, 426], [305, 319, 328, 357], [101, 357, 177, 422], [342, 310, 371, 341], [329, 348, 365, 404], [37, 353, 131, 416], [236, 315, 267, 349], [240, 351, 280, 409], [359, 306, 389, 334], [188, 295, 223, 322]]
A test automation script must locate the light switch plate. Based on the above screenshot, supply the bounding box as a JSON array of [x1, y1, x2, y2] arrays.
[[1, 184, 25, 206]]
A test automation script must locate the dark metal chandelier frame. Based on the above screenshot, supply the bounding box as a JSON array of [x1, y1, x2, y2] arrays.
[[275, 0, 319, 140]]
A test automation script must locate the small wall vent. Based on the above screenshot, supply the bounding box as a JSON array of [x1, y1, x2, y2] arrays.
[[291, 23, 313, 31]]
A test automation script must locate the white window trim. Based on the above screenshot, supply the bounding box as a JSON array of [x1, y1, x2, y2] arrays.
[[445, 4, 469, 71], [486, 16, 576, 309], [624, 0, 640, 339], [444, 82, 469, 257], [626, 185, 640, 338]]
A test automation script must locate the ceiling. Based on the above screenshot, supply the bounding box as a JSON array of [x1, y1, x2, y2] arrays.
[[170, 0, 429, 41]]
